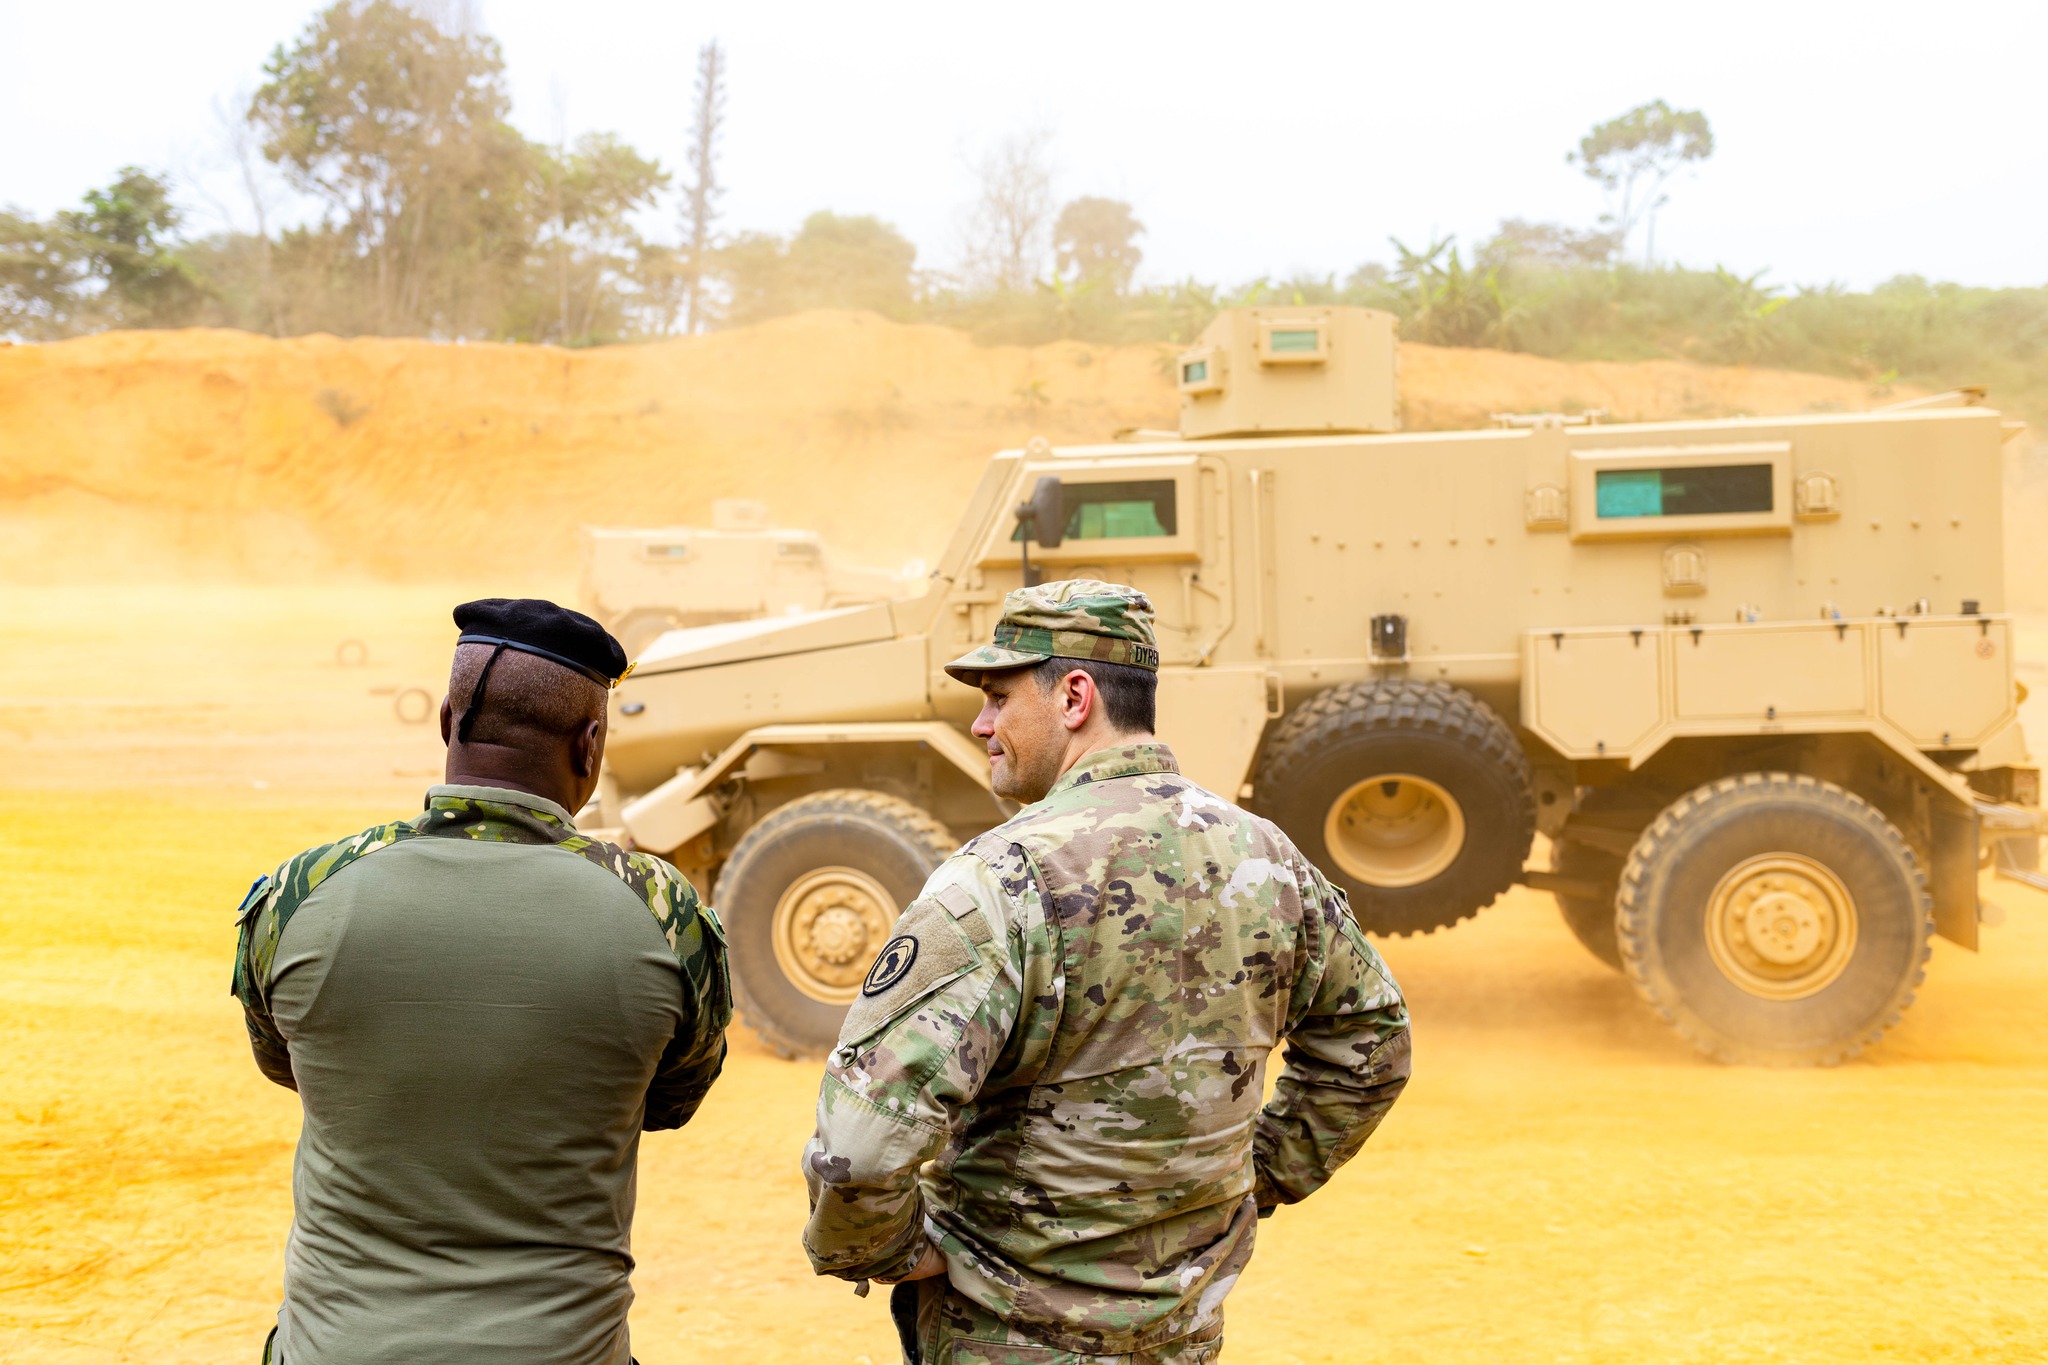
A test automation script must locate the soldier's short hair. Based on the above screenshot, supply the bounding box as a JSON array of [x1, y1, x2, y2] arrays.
[[1029, 656, 1156, 733], [448, 641, 607, 746]]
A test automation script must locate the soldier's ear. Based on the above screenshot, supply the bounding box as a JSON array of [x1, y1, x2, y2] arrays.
[[438, 695, 453, 746], [572, 717, 604, 777], [1061, 668, 1098, 732]]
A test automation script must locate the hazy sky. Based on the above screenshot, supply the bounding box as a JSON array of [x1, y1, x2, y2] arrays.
[[4, 0, 2043, 292]]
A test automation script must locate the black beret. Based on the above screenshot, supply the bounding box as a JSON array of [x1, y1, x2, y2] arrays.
[[453, 598, 630, 687]]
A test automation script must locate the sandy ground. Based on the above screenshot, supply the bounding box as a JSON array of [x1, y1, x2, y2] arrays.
[[0, 584, 504, 797], [4, 587, 2048, 1363], [4, 319, 2044, 1361]]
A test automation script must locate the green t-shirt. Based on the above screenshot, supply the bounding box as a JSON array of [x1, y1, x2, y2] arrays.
[[236, 785, 729, 1364]]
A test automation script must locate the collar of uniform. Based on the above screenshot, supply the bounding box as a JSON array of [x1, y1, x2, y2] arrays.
[[422, 783, 578, 843], [1044, 741, 1180, 799]]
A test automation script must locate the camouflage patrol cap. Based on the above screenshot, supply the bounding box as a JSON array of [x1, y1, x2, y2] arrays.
[[943, 578, 1158, 685]]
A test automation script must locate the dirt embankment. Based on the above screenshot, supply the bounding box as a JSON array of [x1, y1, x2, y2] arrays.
[[0, 312, 1917, 586]]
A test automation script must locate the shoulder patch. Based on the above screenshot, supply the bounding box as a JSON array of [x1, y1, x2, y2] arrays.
[[836, 897, 978, 1047], [234, 874, 270, 927], [863, 935, 919, 995]]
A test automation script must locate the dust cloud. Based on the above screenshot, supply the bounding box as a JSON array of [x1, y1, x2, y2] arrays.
[[0, 312, 1916, 585], [3, 317, 2045, 1363]]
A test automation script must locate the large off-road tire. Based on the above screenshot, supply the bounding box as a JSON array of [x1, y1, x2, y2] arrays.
[[1255, 680, 1534, 936], [1548, 787, 1666, 971], [715, 789, 956, 1059], [1552, 836, 1624, 970], [1617, 773, 1933, 1066]]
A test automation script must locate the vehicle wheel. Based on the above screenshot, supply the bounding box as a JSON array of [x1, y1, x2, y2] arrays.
[[715, 789, 957, 1059], [614, 609, 687, 658], [1549, 787, 1665, 971], [1551, 836, 1624, 970], [1617, 773, 1932, 1066], [1255, 680, 1534, 935]]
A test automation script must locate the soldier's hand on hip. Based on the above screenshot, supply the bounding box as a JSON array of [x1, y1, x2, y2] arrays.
[[878, 1243, 947, 1284]]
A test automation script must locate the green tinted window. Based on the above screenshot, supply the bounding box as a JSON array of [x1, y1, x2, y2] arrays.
[[1596, 470, 1664, 518], [1268, 328, 1321, 353], [1014, 479, 1178, 541], [1595, 464, 1774, 518], [1074, 501, 1165, 538], [1182, 358, 1209, 383]]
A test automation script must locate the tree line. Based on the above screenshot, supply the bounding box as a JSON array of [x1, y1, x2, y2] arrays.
[[0, 1, 1150, 346], [3, 2, 691, 342], [2, 0, 2043, 429]]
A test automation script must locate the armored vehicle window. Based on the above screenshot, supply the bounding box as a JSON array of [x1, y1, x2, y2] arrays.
[[1181, 358, 1209, 384], [1267, 328, 1321, 354], [1595, 464, 1774, 519], [1063, 479, 1178, 539], [1014, 479, 1178, 541]]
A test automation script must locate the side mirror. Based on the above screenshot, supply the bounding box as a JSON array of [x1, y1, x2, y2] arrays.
[[1018, 476, 1065, 549], [1013, 476, 1064, 587]]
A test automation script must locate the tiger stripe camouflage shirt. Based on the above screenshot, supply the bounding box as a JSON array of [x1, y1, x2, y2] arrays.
[[232, 784, 731, 1365]]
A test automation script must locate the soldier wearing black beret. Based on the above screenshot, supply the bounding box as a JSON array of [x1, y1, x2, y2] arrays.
[[232, 599, 731, 1365]]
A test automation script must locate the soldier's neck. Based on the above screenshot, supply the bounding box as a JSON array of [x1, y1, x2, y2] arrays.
[[443, 743, 584, 816], [1050, 727, 1157, 787]]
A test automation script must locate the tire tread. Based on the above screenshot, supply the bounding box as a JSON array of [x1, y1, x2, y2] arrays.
[[1615, 772, 1933, 1066], [1256, 679, 1534, 935], [717, 788, 956, 1059]]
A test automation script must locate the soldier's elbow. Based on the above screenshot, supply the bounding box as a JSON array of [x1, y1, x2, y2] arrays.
[[806, 1139, 889, 1191], [1373, 1027, 1415, 1088], [255, 1053, 298, 1092]]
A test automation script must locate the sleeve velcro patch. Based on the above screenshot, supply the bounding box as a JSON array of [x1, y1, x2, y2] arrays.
[[934, 882, 993, 945], [838, 896, 978, 1046]]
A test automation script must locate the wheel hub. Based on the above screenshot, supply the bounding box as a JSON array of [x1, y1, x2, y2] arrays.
[[772, 867, 899, 1004], [1323, 773, 1467, 888], [1704, 853, 1858, 1000], [807, 906, 869, 965]]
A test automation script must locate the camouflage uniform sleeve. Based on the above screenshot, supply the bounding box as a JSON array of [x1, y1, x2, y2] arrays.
[[551, 837, 734, 1129], [228, 823, 418, 1093], [644, 873, 733, 1131], [230, 872, 296, 1091], [1253, 862, 1411, 1209], [800, 846, 1037, 1282]]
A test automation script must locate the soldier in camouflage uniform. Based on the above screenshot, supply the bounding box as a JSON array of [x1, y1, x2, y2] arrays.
[[232, 599, 731, 1365], [801, 580, 1411, 1364]]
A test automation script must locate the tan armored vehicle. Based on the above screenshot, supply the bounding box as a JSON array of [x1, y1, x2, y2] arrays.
[[578, 498, 916, 655], [589, 307, 2042, 1064]]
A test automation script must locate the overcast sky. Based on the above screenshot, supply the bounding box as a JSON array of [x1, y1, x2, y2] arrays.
[[4, 0, 2043, 292]]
